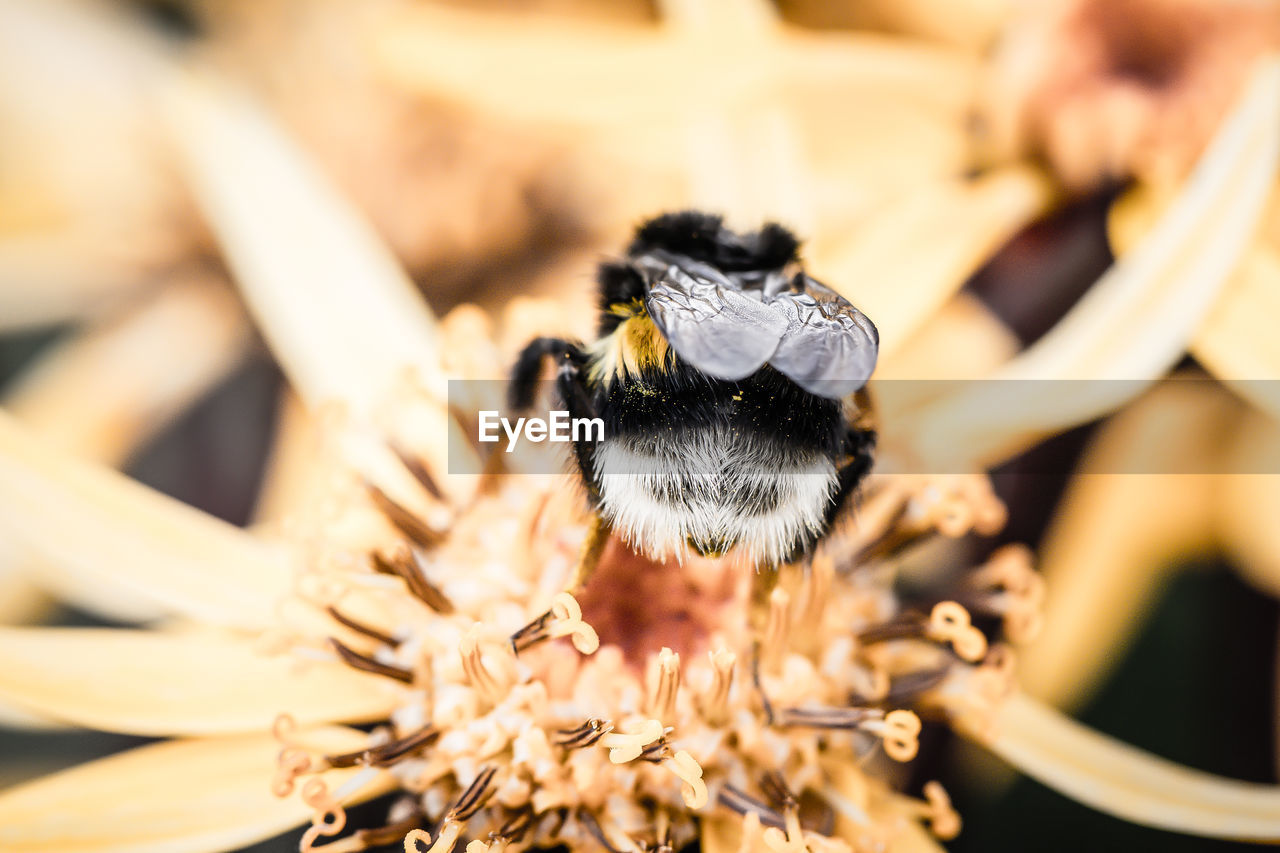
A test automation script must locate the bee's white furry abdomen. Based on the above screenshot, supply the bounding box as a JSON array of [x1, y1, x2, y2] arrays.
[[592, 426, 838, 566]]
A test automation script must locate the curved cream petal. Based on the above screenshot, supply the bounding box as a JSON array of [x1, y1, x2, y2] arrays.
[[964, 692, 1280, 840], [0, 627, 401, 736], [160, 67, 477, 500], [5, 271, 250, 467], [1113, 182, 1280, 420], [1194, 244, 1280, 420], [0, 412, 291, 629], [1017, 379, 1232, 709], [1217, 408, 1280, 598], [818, 165, 1051, 358], [0, 727, 393, 853], [372, 4, 976, 126], [2, 272, 251, 622], [898, 58, 1280, 470], [160, 69, 439, 422]]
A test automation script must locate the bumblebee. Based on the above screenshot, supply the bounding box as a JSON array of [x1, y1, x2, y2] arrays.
[[511, 211, 878, 582]]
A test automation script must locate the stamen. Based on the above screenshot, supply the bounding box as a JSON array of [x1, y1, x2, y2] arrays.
[[404, 829, 433, 853], [862, 710, 922, 762], [666, 750, 708, 809], [922, 781, 961, 840], [717, 785, 787, 830], [512, 593, 599, 655], [425, 822, 462, 853], [391, 444, 445, 503], [761, 587, 792, 672], [578, 809, 626, 853], [449, 765, 498, 821], [776, 706, 879, 730], [547, 592, 600, 654], [330, 637, 416, 683], [698, 647, 736, 726], [368, 484, 446, 549], [649, 647, 681, 723], [796, 557, 833, 649], [299, 777, 348, 852], [459, 624, 516, 706], [326, 724, 439, 768], [372, 547, 455, 613], [855, 615, 926, 645], [327, 605, 398, 647], [927, 601, 987, 662], [555, 718, 614, 750], [599, 718, 664, 763], [761, 808, 805, 853]]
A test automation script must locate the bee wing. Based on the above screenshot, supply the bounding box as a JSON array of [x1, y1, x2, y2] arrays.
[[642, 261, 788, 381], [765, 277, 879, 398]]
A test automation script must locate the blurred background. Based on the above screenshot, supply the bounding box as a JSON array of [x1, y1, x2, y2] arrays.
[[1, 0, 1278, 850]]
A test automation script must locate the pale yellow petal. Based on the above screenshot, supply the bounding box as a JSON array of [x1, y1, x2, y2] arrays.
[[160, 68, 440, 419], [1017, 379, 1234, 709], [1217, 408, 1280, 598], [898, 58, 1280, 469], [372, 4, 976, 127], [251, 390, 325, 526], [815, 165, 1051, 359], [1113, 182, 1280, 420], [0, 411, 291, 629], [5, 271, 250, 466], [161, 67, 476, 500], [0, 727, 394, 853], [0, 627, 400, 735], [1194, 243, 1280, 419], [964, 692, 1280, 840]]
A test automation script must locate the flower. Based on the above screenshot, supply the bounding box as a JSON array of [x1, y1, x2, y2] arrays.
[[3, 4, 1280, 852], [981, 0, 1280, 191]]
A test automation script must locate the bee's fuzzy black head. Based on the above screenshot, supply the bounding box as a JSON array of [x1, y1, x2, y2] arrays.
[[597, 211, 800, 335], [628, 211, 800, 273]]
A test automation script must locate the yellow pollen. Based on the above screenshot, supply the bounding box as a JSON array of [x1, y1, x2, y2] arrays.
[[667, 750, 708, 809], [877, 710, 922, 763], [548, 592, 600, 654], [600, 718, 665, 763], [928, 601, 987, 662]]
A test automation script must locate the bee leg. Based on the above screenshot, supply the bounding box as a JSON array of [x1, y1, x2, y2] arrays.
[[748, 563, 781, 635], [509, 336, 586, 410], [821, 426, 877, 532], [556, 359, 600, 499], [566, 512, 610, 593]]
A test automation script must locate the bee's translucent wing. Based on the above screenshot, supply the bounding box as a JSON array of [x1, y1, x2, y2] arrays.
[[641, 259, 787, 381], [765, 277, 879, 398]]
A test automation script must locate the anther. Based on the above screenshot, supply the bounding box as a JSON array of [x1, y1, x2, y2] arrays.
[[875, 710, 922, 762], [922, 781, 961, 840], [698, 647, 736, 726], [511, 593, 599, 655], [599, 718, 664, 763], [556, 718, 613, 750], [650, 647, 681, 723], [459, 624, 516, 705], [927, 601, 987, 662], [667, 750, 708, 809]]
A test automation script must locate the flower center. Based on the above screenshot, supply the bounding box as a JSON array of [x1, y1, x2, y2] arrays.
[[576, 535, 748, 666]]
